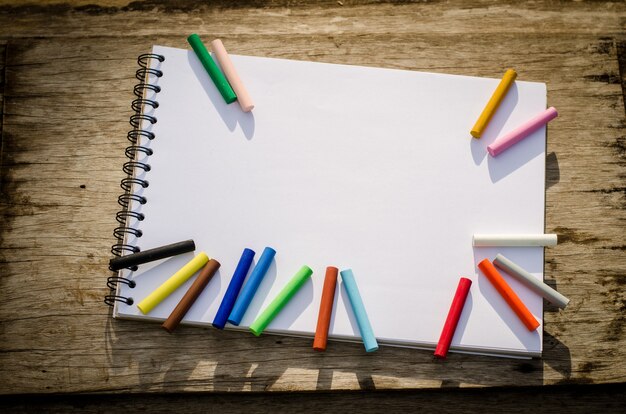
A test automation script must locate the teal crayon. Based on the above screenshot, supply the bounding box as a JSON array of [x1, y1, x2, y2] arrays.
[[340, 269, 378, 352]]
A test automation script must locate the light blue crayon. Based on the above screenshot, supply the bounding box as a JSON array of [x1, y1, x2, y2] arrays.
[[340, 269, 378, 352], [227, 246, 276, 325]]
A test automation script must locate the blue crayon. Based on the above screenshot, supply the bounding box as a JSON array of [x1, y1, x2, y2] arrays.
[[227, 246, 276, 325], [212, 248, 255, 329], [340, 269, 378, 352]]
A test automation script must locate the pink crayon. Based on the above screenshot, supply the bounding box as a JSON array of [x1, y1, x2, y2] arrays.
[[210, 39, 255, 112], [487, 107, 558, 157]]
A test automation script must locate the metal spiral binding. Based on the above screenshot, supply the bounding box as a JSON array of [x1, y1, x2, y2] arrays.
[[106, 52, 164, 306], [104, 295, 134, 306]]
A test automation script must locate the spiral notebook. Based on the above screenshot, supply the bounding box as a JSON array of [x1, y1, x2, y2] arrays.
[[108, 45, 548, 358]]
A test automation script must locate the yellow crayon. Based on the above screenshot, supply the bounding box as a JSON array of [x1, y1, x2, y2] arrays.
[[137, 252, 210, 314], [470, 69, 517, 138]]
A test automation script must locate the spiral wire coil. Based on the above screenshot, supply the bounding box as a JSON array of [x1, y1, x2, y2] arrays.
[[105, 53, 164, 306]]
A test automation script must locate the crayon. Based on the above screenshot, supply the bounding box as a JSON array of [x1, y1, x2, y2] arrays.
[[162, 259, 221, 333], [487, 107, 558, 156], [211, 39, 255, 112], [313, 266, 339, 351], [340, 269, 378, 352], [434, 277, 472, 359], [249, 265, 313, 336], [477, 259, 540, 331], [494, 254, 569, 309], [187, 34, 237, 104], [109, 239, 196, 271], [137, 252, 210, 314], [228, 247, 276, 325], [473, 234, 557, 247], [212, 248, 255, 329], [471, 69, 517, 138]]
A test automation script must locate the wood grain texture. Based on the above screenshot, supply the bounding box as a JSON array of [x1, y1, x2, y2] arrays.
[[0, 0, 625, 395], [0, 41, 5, 171], [2, 384, 626, 413]]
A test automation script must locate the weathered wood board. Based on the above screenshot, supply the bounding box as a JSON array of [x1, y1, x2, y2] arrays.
[[0, 0, 624, 394]]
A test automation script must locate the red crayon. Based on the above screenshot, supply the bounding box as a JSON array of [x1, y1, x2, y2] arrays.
[[434, 277, 472, 359], [313, 266, 338, 351]]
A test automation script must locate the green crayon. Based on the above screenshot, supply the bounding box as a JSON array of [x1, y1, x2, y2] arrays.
[[249, 266, 313, 336], [187, 34, 237, 104]]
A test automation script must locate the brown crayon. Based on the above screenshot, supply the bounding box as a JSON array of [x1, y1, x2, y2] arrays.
[[162, 259, 220, 333]]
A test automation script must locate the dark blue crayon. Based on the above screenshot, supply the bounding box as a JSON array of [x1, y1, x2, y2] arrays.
[[212, 248, 255, 329], [227, 246, 276, 326]]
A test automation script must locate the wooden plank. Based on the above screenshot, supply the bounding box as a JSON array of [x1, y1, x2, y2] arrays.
[[0, 41, 5, 183], [0, 1, 625, 394], [0, 1, 624, 39], [1, 383, 626, 413]]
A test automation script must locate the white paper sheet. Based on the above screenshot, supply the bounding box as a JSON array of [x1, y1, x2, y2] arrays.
[[114, 45, 547, 357]]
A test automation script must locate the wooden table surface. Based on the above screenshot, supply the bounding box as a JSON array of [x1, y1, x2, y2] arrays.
[[0, 0, 625, 404]]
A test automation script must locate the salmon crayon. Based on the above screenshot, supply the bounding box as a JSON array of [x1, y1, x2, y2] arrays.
[[211, 39, 255, 112]]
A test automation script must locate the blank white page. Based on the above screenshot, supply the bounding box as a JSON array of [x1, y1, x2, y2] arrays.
[[114, 45, 547, 357]]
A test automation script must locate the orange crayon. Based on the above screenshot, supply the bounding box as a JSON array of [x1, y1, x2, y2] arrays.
[[477, 259, 540, 331], [313, 266, 338, 351]]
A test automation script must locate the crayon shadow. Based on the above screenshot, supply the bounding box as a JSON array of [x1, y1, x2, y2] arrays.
[[187, 51, 256, 140], [470, 83, 519, 166], [545, 152, 560, 189], [542, 330, 572, 378], [486, 126, 546, 183], [543, 300, 561, 313], [105, 312, 548, 394], [542, 273, 566, 313]]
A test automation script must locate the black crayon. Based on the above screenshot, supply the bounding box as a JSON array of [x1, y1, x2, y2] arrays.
[[109, 240, 196, 271]]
